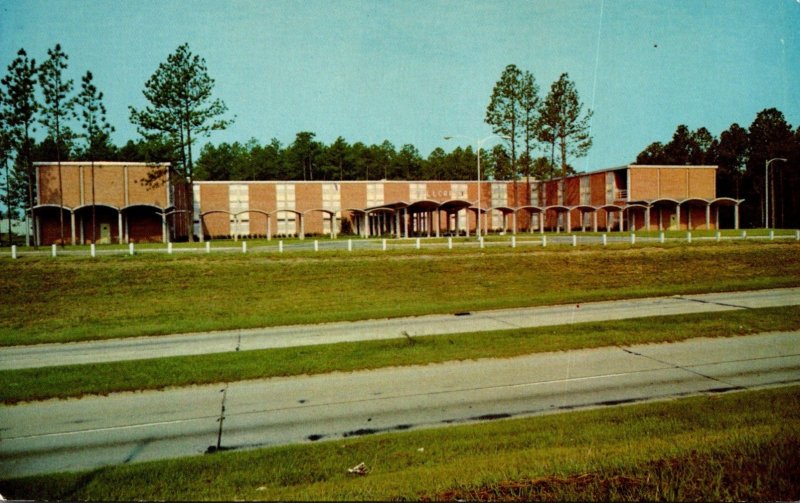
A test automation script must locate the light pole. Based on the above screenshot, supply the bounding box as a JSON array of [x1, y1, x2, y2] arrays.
[[765, 157, 787, 229], [444, 134, 507, 238]]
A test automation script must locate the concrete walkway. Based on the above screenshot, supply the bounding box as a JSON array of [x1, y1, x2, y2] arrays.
[[1, 287, 799, 370]]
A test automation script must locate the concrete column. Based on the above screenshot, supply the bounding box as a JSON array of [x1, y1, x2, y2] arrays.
[[267, 216, 272, 241], [70, 211, 76, 245], [512, 212, 517, 235], [162, 214, 168, 244], [705, 204, 711, 230], [118, 211, 123, 244], [734, 204, 740, 230], [435, 210, 440, 238], [676, 205, 681, 231], [540, 212, 545, 234], [593, 211, 598, 233], [645, 207, 651, 232], [299, 214, 305, 240], [395, 211, 401, 239]]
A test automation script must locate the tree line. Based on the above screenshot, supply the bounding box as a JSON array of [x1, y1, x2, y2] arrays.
[[635, 108, 800, 229]]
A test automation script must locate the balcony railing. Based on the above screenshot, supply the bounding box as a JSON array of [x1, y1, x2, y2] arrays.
[[615, 189, 629, 201]]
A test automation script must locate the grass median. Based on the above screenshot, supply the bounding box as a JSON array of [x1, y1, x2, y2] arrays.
[[2, 385, 797, 501], [1, 241, 800, 346], [3, 305, 797, 404]]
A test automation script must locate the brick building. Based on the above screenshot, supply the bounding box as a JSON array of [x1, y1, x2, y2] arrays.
[[33, 162, 740, 245]]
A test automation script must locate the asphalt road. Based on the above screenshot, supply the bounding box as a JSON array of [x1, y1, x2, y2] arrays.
[[2, 287, 799, 370], [1, 331, 798, 478]]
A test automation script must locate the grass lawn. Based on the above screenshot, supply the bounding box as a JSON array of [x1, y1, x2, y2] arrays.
[[2, 386, 797, 501], [1, 241, 799, 346], [2, 305, 798, 404]]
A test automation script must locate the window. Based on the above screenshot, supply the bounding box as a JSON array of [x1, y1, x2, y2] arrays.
[[229, 184, 249, 236], [193, 185, 202, 236], [276, 184, 296, 235], [530, 182, 541, 206], [491, 183, 507, 229], [367, 183, 384, 207], [580, 176, 590, 205], [322, 183, 341, 235]]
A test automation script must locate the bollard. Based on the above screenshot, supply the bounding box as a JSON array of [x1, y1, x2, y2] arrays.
[[716, 231, 721, 242], [382, 239, 386, 251], [278, 240, 283, 253], [659, 231, 665, 244], [52, 244, 57, 257], [416, 238, 421, 250], [630, 233, 635, 245], [242, 241, 247, 253], [11, 245, 17, 259], [206, 241, 211, 253], [91, 243, 96, 258], [742, 230, 747, 240], [480, 237, 485, 249], [348, 239, 352, 252], [314, 240, 319, 252], [512, 236, 516, 248], [602, 234, 607, 246], [796, 230, 800, 241], [130, 242, 135, 256], [167, 242, 173, 254], [448, 236, 453, 250], [769, 230, 774, 241], [572, 235, 577, 247], [542, 235, 547, 247], [687, 231, 692, 243]]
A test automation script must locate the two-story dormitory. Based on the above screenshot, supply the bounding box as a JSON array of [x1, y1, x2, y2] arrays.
[[32, 162, 742, 245]]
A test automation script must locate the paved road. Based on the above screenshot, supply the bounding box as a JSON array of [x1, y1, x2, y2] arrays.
[[1, 331, 798, 478], [2, 287, 799, 370]]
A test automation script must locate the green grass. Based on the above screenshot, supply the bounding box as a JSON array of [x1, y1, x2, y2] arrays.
[[2, 386, 797, 501], [2, 241, 799, 346], [3, 305, 797, 404]]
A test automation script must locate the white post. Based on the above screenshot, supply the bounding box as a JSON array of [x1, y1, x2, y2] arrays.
[[448, 236, 453, 250], [278, 240, 283, 253], [716, 231, 721, 242], [382, 238, 386, 251], [542, 235, 547, 247], [52, 244, 57, 257], [91, 243, 96, 258], [602, 234, 607, 246], [769, 230, 774, 240], [314, 240, 319, 252], [512, 235, 516, 248], [796, 230, 799, 241], [687, 231, 692, 243], [130, 242, 135, 256], [167, 242, 173, 254], [206, 241, 211, 253], [416, 237, 421, 250], [480, 237, 485, 249], [11, 245, 17, 259], [742, 230, 747, 240], [242, 241, 247, 253], [572, 235, 577, 247], [659, 231, 665, 244], [630, 233, 635, 245]]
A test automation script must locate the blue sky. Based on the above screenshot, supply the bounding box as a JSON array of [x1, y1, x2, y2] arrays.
[[1, 0, 798, 171]]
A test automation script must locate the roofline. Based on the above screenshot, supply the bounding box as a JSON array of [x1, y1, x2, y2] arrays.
[[34, 161, 171, 167]]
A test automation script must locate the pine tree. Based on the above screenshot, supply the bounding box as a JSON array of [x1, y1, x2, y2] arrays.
[[75, 70, 114, 244], [129, 43, 233, 241]]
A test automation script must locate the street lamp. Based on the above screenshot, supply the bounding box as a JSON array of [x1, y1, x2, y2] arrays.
[[765, 157, 787, 229], [444, 134, 507, 238]]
